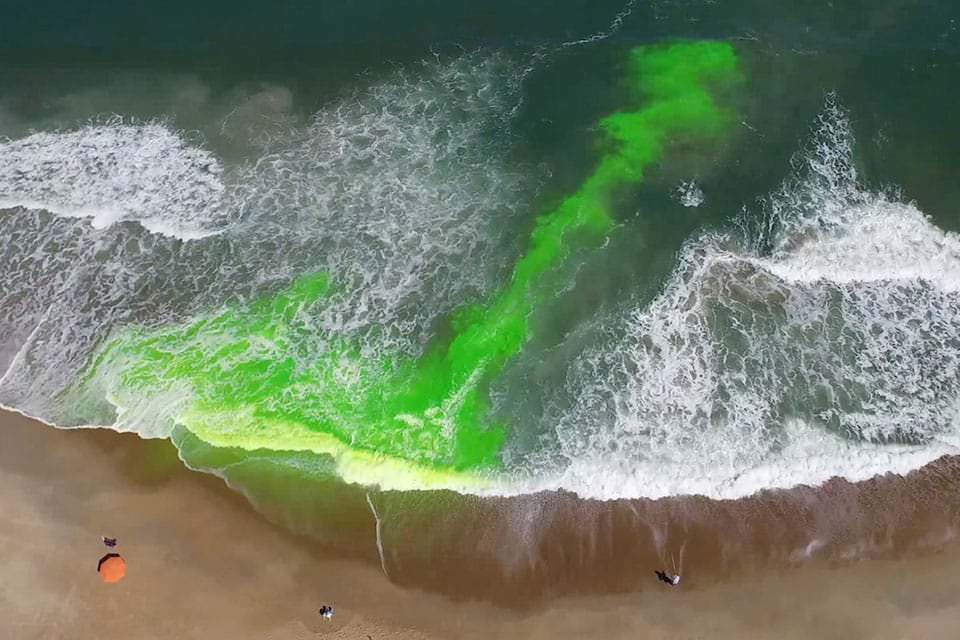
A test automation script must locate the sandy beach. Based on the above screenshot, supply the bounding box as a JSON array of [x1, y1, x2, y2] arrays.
[[3, 408, 960, 639]]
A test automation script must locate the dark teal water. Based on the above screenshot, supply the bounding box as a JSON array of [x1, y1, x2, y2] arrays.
[[3, 1, 958, 222]]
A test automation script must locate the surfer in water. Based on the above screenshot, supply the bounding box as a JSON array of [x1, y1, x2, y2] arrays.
[[655, 570, 680, 586]]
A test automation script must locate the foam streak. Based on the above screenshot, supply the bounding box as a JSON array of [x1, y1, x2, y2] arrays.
[[366, 492, 389, 580]]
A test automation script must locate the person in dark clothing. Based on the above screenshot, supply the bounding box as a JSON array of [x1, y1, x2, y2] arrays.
[[655, 570, 680, 585]]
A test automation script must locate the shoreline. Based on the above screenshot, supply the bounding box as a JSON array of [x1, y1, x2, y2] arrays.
[[171, 419, 960, 603], [4, 408, 960, 638]]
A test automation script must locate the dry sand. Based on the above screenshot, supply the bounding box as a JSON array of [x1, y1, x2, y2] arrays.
[[3, 408, 960, 639]]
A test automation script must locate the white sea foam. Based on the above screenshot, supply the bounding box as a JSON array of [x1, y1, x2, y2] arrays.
[[0, 54, 542, 436], [0, 120, 227, 239], [228, 53, 540, 356], [675, 180, 705, 207], [525, 418, 958, 501], [533, 99, 960, 500]]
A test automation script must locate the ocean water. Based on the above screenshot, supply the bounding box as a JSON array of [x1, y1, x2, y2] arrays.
[[2, 0, 960, 508]]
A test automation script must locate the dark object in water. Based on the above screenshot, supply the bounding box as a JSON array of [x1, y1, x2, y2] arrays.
[[103, 537, 117, 547], [655, 570, 680, 586], [318, 605, 335, 619]]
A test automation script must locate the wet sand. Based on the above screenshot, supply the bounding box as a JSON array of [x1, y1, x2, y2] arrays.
[[3, 408, 960, 639]]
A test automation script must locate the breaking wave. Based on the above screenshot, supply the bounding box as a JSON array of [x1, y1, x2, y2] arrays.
[[0, 53, 541, 427], [531, 99, 960, 499], [0, 120, 228, 239]]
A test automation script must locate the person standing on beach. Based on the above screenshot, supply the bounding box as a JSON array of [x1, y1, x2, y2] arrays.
[[655, 570, 680, 586]]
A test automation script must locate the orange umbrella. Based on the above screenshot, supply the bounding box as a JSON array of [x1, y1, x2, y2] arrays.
[[97, 553, 127, 583]]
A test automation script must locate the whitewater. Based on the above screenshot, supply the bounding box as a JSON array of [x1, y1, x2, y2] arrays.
[[1, 48, 958, 501]]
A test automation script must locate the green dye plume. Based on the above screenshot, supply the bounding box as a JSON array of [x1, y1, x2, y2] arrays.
[[73, 42, 741, 483]]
